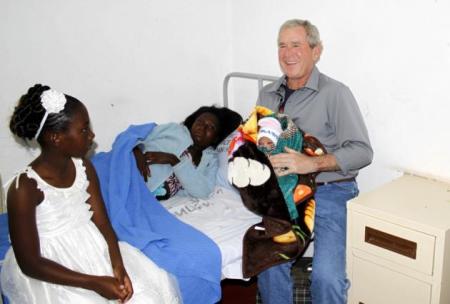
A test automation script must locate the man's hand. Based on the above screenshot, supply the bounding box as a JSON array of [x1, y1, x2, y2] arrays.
[[270, 147, 339, 176], [269, 147, 318, 176]]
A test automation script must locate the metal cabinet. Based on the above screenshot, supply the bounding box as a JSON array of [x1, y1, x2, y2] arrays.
[[347, 174, 450, 304]]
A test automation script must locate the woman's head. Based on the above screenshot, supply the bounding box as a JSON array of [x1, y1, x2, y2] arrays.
[[10, 84, 94, 155], [184, 106, 242, 149]]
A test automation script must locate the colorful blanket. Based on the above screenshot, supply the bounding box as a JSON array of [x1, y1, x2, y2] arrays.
[[228, 106, 324, 277]]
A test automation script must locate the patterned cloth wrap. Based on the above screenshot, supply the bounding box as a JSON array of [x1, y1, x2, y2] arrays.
[[227, 106, 326, 278]]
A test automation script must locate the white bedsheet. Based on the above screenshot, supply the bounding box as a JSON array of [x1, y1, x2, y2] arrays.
[[162, 186, 261, 280]]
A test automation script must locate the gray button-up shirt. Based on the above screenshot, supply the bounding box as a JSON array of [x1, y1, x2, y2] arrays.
[[257, 67, 373, 183]]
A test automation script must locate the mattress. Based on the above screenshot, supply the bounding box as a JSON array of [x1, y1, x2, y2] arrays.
[[162, 186, 261, 280]]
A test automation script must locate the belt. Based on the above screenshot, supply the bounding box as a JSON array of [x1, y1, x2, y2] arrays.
[[316, 177, 355, 186]]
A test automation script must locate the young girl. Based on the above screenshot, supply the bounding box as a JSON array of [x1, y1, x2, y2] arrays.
[[0, 84, 181, 303]]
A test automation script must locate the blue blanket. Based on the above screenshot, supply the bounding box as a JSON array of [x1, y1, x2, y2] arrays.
[[0, 213, 9, 262], [0, 213, 10, 304], [92, 123, 222, 304]]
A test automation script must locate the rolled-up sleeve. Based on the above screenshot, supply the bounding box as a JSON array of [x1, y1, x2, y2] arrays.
[[331, 85, 373, 175]]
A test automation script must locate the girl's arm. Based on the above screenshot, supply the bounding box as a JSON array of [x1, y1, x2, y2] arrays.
[[83, 158, 133, 302], [7, 175, 128, 301]]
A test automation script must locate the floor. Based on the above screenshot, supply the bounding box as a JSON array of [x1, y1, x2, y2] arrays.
[[219, 257, 312, 304], [220, 277, 258, 304]]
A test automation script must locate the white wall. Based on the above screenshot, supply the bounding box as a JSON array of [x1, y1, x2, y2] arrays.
[[1, 0, 450, 194], [229, 0, 450, 192], [0, 0, 232, 183]]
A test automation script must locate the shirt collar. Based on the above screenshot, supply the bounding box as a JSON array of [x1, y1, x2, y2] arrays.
[[305, 66, 320, 91], [268, 66, 320, 94]]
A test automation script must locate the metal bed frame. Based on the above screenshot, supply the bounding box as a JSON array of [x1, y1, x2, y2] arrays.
[[222, 72, 278, 108]]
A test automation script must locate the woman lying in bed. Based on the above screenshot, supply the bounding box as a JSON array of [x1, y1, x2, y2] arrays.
[[132, 106, 242, 200]]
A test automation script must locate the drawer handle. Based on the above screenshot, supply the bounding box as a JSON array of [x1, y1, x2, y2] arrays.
[[364, 226, 417, 259]]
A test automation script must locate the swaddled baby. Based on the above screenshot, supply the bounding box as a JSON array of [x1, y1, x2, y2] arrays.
[[257, 116, 283, 153]]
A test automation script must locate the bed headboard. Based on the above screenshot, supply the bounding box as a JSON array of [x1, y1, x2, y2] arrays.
[[223, 72, 279, 108]]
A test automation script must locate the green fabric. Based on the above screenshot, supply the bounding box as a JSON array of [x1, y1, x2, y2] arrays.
[[258, 113, 303, 220]]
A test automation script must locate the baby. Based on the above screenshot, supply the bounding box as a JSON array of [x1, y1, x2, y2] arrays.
[[256, 116, 283, 154], [255, 115, 308, 221]]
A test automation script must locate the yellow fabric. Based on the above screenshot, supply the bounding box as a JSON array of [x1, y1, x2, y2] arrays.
[[239, 106, 274, 143]]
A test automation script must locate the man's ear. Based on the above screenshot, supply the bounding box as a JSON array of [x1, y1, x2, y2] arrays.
[[312, 45, 322, 63]]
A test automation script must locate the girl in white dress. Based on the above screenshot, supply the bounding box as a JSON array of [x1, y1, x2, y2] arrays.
[[0, 84, 181, 303]]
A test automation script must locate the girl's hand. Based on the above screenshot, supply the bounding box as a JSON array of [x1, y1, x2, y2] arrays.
[[133, 147, 151, 181], [144, 151, 179, 166], [91, 276, 129, 301], [113, 264, 134, 303]]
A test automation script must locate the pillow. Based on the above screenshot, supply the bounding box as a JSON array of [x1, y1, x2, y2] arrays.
[[215, 130, 239, 192]]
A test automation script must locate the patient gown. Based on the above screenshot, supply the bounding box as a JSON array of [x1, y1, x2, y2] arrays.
[[0, 158, 181, 304]]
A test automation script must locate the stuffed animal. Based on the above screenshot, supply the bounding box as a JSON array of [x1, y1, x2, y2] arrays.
[[228, 106, 326, 277]]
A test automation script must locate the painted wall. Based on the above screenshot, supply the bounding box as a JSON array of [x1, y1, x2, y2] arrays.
[[229, 0, 450, 192], [1, 0, 450, 194], [0, 0, 232, 183]]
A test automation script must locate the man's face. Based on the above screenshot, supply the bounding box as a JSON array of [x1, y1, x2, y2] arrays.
[[278, 26, 321, 89]]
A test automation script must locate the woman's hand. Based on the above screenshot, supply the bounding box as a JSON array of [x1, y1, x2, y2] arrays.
[[113, 264, 134, 303], [91, 275, 130, 302], [133, 147, 150, 182], [187, 145, 202, 166], [144, 151, 180, 166]]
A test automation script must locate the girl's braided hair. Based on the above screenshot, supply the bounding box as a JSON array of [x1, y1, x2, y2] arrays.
[[10, 84, 82, 142]]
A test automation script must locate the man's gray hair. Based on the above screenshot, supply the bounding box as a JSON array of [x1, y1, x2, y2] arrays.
[[278, 19, 323, 50]]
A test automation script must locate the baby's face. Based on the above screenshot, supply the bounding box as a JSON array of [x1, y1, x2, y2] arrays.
[[258, 136, 275, 150]]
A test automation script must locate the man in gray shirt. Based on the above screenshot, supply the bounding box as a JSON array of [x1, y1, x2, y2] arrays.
[[256, 19, 373, 304]]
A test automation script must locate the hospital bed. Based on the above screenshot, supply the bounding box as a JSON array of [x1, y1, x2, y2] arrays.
[[160, 72, 280, 280], [146, 71, 276, 280]]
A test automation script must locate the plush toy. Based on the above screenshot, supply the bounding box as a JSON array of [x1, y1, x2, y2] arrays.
[[228, 106, 326, 278]]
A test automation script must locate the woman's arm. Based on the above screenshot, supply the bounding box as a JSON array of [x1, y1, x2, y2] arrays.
[[144, 151, 179, 166], [144, 150, 218, 198], [7, 175, 128, 301], [133, 146, 150, 182], [83, 158, 133, 302], [172, 149, 219, 198]]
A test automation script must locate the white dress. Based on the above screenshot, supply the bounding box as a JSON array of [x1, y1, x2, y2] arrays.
[[0, 158, 181, 304]]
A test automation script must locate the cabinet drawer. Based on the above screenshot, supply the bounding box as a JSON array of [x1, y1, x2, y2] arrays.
[[350, 211, 435, 275], [349, 256, 431, 304]]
